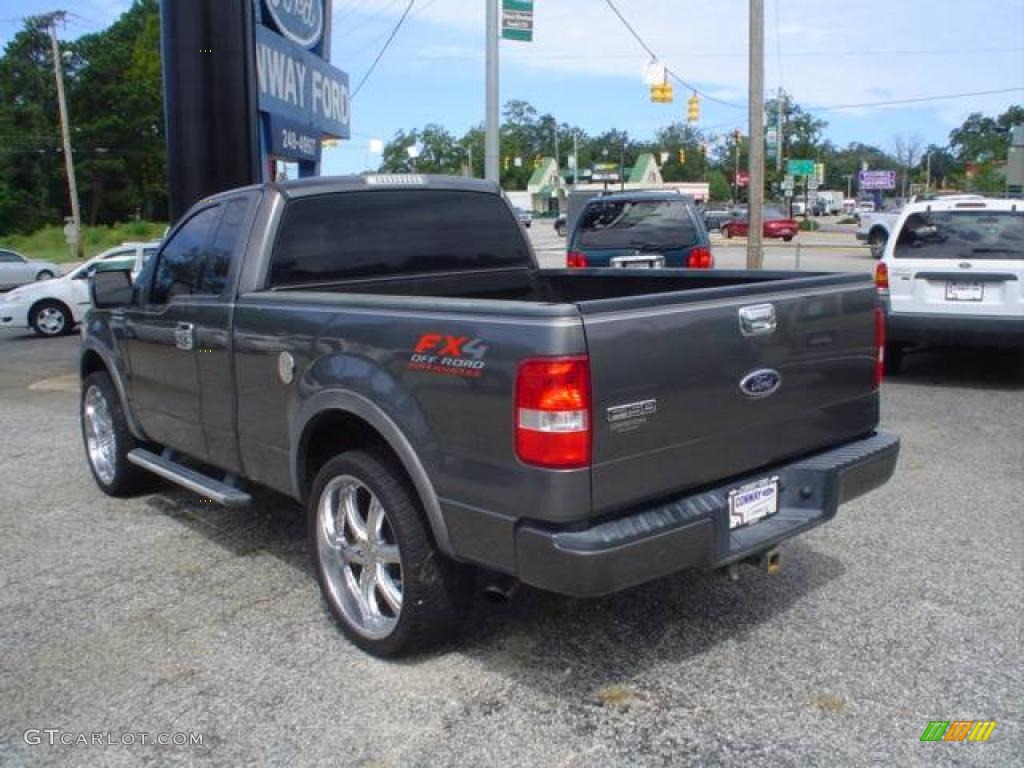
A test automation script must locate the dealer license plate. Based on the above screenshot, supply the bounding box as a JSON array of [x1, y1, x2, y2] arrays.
[[945, 281, 983, 301], [729, 476, 780, 529]]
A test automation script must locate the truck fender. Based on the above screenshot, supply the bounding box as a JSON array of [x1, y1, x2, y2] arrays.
[[80, 334, 146, 441], [291, 389, 455, 557]]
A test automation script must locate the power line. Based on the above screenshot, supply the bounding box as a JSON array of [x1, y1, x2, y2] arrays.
[[809, 86, 1024, 112], [350, 0, 415, 98], [601, 0, 745, 110]]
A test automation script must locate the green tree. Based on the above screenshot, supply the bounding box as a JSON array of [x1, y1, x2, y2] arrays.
[[707, 169, 731, 202]]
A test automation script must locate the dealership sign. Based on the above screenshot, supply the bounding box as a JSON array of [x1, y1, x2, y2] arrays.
[[262, 0, 324, 49], [858, 170, 897, 190], [255, 24, 350, 139]]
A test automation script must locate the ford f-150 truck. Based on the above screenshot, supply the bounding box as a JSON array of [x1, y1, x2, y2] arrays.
[[80, 175, 899, 657]]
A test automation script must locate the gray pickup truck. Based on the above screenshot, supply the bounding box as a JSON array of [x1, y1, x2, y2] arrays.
[[81, 175, 899, 656]]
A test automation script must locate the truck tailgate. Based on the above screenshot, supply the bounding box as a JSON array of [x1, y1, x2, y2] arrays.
[[579, 275, 881, 514]]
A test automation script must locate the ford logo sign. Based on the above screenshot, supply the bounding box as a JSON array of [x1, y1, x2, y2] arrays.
[[739, 369, 782, 398], [264, 0, 324, 50]]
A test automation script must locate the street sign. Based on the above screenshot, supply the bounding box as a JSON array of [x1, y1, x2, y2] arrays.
[[858, 169, 897, 190], [261, 0, 325, 50], [501, 0, 534, 42], [782, 175, 794, 190], [807, 179, 819, 191], [735, 170, 750, 187], [787, 159, 815, 176], [63, 221, 78, 245], [783, 189, 793, 198]]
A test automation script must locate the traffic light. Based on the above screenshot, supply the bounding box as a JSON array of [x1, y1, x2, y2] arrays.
[[687, 93, 700, 123], [678, 149, 686, 164], [650, 82, 673, 103]]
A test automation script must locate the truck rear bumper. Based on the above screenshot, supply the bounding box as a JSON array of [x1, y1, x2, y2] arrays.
[[515, 431, 900, 597]]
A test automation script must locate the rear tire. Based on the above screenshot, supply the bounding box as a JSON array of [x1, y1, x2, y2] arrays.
[[309, 451, 473, 657], [81, 371, 153, 496], [869, 229, 887, 259], [30, 300, 72, 337], [884, 343, 905, 375], [35, 270, 54, 281], [783, 235, 794, 242]]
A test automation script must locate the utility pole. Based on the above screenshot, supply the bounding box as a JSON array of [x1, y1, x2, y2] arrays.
[[572, 131, 579, 191], [466, 143, 473, 178], [485, 0, 500, 184], [733, 133, 740, 204], [747, 0, 766, 269], [47, 12, 83, 260], [925, 151, 932, 193], [775, 87, 783, 175]]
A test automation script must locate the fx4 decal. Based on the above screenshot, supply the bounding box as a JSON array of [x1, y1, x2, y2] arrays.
[[409, 333, 489, 378]]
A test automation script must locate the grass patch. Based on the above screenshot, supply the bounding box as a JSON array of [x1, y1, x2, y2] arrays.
[[837, 216, 858, 225], [0, 221, 167, 264], [798, 219, 821, 232]]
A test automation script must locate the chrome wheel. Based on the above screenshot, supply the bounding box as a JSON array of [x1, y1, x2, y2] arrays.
[[36, 306, 66, 335], [83, 385, 116, 485], [317, 475, 403, 639]]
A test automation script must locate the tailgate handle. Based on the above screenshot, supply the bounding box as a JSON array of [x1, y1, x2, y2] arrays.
[[738, 304, 776, 336]]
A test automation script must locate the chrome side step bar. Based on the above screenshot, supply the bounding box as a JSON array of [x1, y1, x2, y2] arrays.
[[127, 448, 252, 507]]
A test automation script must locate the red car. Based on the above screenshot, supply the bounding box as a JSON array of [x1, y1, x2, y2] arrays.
[[721, 208, 798, 241]]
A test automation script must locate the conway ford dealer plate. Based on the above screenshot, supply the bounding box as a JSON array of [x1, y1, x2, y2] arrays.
[[728, 476, 780, 529]]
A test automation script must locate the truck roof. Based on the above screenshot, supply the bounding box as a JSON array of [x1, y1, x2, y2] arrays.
[[275, 174, 501, 199]]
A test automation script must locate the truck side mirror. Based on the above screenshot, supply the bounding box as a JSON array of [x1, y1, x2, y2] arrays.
[[91, 268, 134, 309]]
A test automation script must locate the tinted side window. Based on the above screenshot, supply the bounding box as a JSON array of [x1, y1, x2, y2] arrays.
[[198, 198, 248, 295], [150, 207, 219, 304], [0, 251, 20, 263], [269, 190, 529, 286]]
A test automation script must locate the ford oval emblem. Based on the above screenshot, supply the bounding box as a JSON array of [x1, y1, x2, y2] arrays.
[[739, 369, 782, 398], [264, 0, 324, 50]]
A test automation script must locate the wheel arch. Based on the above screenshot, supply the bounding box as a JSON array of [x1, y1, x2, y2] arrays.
[[79, 341, 146, 440], [28, 296, 73, 328], [293, 392, 454, 556]]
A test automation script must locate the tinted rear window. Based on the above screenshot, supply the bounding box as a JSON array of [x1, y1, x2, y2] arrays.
[[894, 210, 1024, 260], [576, 199, 698, 249], [269, 190, 529, 286]]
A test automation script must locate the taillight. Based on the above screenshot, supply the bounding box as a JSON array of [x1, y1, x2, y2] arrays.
[[874, 261, 889, 291], [686, 246, 714, 269], [515, 356, 591, 469], [873, 307, 885, 390], [566, 251, 589, 268]]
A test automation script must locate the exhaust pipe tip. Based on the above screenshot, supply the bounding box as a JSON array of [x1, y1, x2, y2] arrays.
[[481, 574, 520, 603], [765, 549, 783, 575]]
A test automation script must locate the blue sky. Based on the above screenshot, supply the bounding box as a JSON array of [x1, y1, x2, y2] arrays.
[[3, 0, 1023, 175]]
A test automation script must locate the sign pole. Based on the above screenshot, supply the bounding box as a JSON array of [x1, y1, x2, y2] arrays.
[[747, 0, 765, 269], [485, 0, 500, 184]]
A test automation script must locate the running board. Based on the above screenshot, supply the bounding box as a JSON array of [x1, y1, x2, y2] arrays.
[[127, 448, 252, 507]]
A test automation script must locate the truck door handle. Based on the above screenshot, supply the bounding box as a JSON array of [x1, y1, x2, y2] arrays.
[[738, 304, 776, 336], [174, 322, 194, 351]]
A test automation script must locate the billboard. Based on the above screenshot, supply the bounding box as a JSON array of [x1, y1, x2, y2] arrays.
[[858, 170, 897, 190]]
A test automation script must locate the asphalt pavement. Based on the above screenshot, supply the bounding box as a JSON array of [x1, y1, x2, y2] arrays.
[[0, 299, 1021, 766]]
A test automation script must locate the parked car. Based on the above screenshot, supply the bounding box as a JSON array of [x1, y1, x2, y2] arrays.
[[721, 208, 798, 241], [79, 174, 898, 657], [0, 248, 60, 290], [857, 201, 876, 215], [1, 242, 158, 337], [567, 191, 713, 268], [513, 207, 532, 228], [702, 209, 732, 232], [875, 197, 1024, 372], [553, 213, 567, 236]]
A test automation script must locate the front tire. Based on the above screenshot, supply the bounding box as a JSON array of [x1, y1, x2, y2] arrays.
[[309, 451, 473, 657], [81, 371, 152, 496], [30, 300, 72, 337]]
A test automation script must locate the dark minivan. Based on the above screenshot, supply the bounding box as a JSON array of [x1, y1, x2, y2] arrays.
[[567, 191, 713, 269]]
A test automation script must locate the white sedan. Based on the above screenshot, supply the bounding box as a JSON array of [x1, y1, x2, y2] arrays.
[[0, 242, 159, 337], [0, 248, 60, 289]]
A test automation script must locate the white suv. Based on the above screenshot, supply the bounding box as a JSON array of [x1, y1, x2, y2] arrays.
[[875, 198, 1023, 372]]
